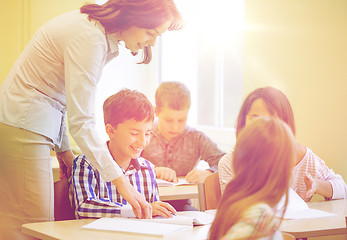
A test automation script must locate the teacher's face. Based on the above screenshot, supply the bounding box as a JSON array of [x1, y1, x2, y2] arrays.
[[117, 21, 171, 54]]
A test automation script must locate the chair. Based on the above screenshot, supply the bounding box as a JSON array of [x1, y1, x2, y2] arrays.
[[54, 178, 76, 221], [198, 172, 221, 211], [281, 232, 296, 240]]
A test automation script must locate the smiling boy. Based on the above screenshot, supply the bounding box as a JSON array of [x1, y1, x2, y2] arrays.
[[70, 89, 175, 219]]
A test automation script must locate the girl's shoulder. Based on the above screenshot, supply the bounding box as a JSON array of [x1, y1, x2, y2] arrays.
[[222, 203, 279, 240], [218, 152, 233, 165], [243, 202, 274, 219]]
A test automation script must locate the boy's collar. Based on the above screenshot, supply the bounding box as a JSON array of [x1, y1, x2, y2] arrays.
[[105, 141, 149, 173]]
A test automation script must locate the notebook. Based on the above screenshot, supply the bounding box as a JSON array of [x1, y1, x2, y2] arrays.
[[156, 178, 192, 186], [82, 217, 192, 237], [276, 188, 337, 219], [120, 204, 215, 226], [147, 211, 216, 226]]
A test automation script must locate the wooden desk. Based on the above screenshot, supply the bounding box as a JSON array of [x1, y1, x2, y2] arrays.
[[158, 182, 204, 211], [22, 219, 211, 240], [22, 200, 347, 240], [308, 199, 347, 216], [158, 184, 199, 201], [280, 199, 347, 239]]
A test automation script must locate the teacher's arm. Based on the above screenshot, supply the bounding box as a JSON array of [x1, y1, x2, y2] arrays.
[[112, 175, 152, 219], [63, 31, 151, 218]]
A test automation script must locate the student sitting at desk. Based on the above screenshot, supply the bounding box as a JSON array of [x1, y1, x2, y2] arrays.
[[210, 116, 296, 240], [69, 89, 176, 218], [141, 81, 226, 210], [218, 87, 347, 201]]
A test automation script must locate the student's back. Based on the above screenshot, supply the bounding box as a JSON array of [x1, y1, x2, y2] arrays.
[[210, 116, 296, 240]]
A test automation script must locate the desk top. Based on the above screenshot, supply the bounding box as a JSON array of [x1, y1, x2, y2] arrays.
[[280, 199, 347, 238], [23, 195, 347, 240], [22, 219, 211, 240], [308, 198, 347, 216], [158, 184, 199, 201]]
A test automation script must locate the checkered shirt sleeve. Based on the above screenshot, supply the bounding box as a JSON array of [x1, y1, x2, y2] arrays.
[[69, 154, 159, 219]]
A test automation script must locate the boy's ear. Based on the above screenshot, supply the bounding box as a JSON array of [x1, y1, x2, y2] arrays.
[[105, 124, 116, 137]]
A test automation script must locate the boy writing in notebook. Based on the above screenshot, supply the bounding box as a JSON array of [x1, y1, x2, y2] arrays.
[[69, 89, 176, 219], [141, 81, 225, 210]]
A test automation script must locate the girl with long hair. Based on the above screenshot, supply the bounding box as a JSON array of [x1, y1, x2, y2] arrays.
[[218, 87, 347, 201], [210, 116, 296, 240]]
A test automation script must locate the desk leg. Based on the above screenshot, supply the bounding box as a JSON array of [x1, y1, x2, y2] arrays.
[[198, 183, 206, 211]]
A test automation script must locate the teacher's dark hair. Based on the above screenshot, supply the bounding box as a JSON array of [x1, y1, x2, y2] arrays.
[[81, 0, 183, 64]]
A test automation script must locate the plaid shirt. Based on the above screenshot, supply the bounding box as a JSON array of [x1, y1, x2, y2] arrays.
[[141, 122, 225, 176], [69, 154, 159, 219]]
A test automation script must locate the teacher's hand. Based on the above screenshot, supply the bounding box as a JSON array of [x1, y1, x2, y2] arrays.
[[112, 175, 152, 219], [56, 150, 75, 179]]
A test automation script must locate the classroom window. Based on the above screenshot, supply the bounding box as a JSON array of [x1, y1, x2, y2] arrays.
[[94, 0, 244, 141], [159, 0, 244, 128]]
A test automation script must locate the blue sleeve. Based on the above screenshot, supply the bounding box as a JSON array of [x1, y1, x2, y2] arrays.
[[71, 155, 125, 218]]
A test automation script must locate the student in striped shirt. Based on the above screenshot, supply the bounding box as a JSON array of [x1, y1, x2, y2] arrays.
[[218, 87, 347, 202], [210, 117, 296, 240], [69, 89, 176, 219]]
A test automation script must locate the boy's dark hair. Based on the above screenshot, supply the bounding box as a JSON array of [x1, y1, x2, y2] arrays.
[[155, 81, 191, 112], [103, 89, 154, 127]]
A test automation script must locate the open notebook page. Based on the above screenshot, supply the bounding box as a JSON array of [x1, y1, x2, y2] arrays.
[[156, 178, 192, 186], [276, 188, 336, 219], [147, 211, 216, 226], [82, 217, 192, 237]]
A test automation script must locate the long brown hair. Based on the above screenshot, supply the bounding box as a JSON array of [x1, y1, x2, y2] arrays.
[[236, 87, 296, 136], [209, 117, 295, 240], [81, 0, 183, 64]]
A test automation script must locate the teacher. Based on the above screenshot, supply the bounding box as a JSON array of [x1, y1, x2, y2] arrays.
[[0, 0, 182, 239]]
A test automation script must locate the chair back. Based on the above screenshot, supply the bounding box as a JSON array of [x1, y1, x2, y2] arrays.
[[198, 172, 221, 211], [54, 178, 76, 221]]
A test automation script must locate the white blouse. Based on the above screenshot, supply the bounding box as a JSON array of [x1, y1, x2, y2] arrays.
[[0, 10, 122, 181]]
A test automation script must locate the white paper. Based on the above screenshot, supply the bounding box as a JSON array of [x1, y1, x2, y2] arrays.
[[176, 211, 215, 225], [147, 215, 194, 226], [276, 188, 337, 219], [82, 217, 192, 237], [156, 178, 192, 186], [121, 211, 215, 226], [120, 204, 136, 218], [283, 208, 336, 219]]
